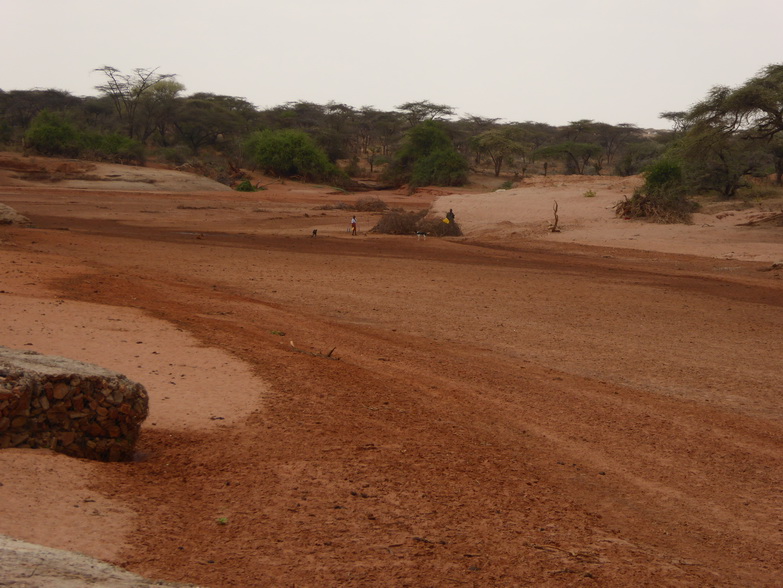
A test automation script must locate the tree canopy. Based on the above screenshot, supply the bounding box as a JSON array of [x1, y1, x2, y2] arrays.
[[384, 120, 469, 188], [669, 63, 783, 195], [6, 62, 783, 197], [94, 66, 176, 139], [244, 129, 345, 185]]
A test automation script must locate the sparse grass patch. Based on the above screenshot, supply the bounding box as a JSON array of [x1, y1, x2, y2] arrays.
[[583, 189, 597, 198]]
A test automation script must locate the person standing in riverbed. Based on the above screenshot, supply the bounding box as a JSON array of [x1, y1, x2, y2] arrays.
[[351, 216, 357, 235]]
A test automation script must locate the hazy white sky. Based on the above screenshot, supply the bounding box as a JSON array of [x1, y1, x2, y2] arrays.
[[3, 0, 781, 129]]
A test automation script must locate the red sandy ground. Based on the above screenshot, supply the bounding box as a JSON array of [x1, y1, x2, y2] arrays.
[[0, 156, 782, 586]]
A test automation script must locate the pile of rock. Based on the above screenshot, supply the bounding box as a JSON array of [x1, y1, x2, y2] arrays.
[[0, 347, 148, 461]]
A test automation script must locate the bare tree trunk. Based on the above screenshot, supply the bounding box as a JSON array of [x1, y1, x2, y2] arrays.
[[550, 201, 560, 232]]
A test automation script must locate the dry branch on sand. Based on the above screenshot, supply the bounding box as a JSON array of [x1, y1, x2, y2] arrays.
[[289, 341, 339, 360], [737, 211, 783, 227], [549, 200, 561, 232]]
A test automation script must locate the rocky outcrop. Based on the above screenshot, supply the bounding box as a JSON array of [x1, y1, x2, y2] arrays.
[[0, 534, 199, 587], [0, 347, 148, 461], [0, 203, 31, 226]]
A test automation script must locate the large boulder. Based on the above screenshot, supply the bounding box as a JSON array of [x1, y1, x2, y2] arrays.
[[0, 347, 148, 461]]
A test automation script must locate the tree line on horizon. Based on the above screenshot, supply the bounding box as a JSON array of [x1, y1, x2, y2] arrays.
[[1, 63, 782, 221], [0, 67, 669, 182]]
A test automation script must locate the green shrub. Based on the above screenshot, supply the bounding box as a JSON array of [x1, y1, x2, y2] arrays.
[[79, 132, 145, 164], [345, 156, 361, 177], [613, 141, 665, 176], [614, 159, 698, 223], [0, 121, 12, 145], [157, 145, 191, 166], [411, 148, 469, 187], [235, 179, 256, 192], [25, 111, 145, 164], [244, 129, 347, 185], [384, 121, 468, 188], [24, 111, 79, 157]]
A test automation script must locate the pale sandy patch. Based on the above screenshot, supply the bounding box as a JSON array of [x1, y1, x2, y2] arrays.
[[436, 175, 783, 263], [0, 450, 135, 561], [2, 295, 265, 430]]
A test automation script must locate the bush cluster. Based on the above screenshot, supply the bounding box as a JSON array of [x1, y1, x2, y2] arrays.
[[244, 129, 348, 186], [370, 208, 463, 236], [79, 131, 145, 164], [235, 179, 256, 192], [384, 121, 468, 188], [24, 110, 144, 164], [614, 159, 698, 223]]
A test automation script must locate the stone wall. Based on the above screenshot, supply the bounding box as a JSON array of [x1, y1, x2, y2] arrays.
[[0, 347, 148, 461]]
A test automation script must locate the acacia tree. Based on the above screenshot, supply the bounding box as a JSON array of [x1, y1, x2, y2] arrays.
[[561, 119, 596, 142], [396, 100, 455, 127], [687, 64, 783, 139], [679, 63, 783, 195], [677, 123, 769, 198], [594, 123, 641, 166], [452, 115, 501, 164], [94, 66, 175, 139], [613, 140, 665, 176], [136, 79, 185, 144], [470, 129, 527, 176], [534, 141, 603, 174], [172, 95, 244, 154]]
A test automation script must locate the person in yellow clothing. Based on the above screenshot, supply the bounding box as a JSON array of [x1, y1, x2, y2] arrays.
[[351, 216, 357, 235]]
